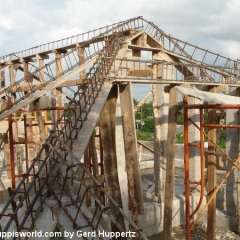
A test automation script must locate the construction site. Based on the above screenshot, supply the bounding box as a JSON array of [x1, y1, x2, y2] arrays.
[[1, 16, 240, 239]]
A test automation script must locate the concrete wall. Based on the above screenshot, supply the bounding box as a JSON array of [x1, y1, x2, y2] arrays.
[[139, 193, 207, 237], [138, 142, 227, 170]]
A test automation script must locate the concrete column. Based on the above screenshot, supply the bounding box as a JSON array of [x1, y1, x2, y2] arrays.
[[158, 84, 168, 187], [188, 86, 202, 192], [226, 87, 238, 225], [152, 52, 171, 200]]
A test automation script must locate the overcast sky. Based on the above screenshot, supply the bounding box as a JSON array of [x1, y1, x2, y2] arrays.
[[1, 0, 240, 99]]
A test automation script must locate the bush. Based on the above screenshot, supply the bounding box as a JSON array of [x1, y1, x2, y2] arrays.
[[141, 118, 154, 132], [136, 130, 153, 141], [176, 133, 184, 144]]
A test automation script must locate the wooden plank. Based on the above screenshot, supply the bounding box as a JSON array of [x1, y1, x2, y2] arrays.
[[163, 87, 178, 239], [8, 79, 87, 92], [99, 84, 125, 231], [119, 82, 143, 224], [113, 78, 238, 88], [128, 44, 161, 52], [137, 140, 154, 153], [128, 69, 152, 77]]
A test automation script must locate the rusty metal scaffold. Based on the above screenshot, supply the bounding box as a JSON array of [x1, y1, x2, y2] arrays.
[[183, 95, 240, 240]]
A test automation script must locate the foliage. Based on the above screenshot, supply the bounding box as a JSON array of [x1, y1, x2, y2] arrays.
[[135, 101, 153, 120], [141, 117, 154, 132], [218, 129, 226, 149], [134, 100, 154, 141], [136, 130, 153, 141], [133, 98, 226, 149], [177, 101, 183, 124], [47, 110, 52, 120], [176, 132, 184, 144]]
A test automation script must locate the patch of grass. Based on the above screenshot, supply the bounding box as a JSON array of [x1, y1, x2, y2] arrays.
[[136, 130, 153, 141]]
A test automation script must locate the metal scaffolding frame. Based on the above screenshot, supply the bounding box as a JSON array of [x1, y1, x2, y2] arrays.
[[183, 95, 240, 240]]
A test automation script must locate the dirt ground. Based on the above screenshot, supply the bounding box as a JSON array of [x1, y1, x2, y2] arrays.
[[148, 224, 206, 240], [148, 223, 240, 240]]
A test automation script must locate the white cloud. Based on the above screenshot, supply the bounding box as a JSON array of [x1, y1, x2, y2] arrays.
[[0, 0, 239, 58], [0, 1, 240, 67]]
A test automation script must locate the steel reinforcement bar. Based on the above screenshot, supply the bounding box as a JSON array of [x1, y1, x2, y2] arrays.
[[0, 30, 147, 240]]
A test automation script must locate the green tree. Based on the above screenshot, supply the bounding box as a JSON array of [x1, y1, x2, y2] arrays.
[[141, 117, 154, 132]]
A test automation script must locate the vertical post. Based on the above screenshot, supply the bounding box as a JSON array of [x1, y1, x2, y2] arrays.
[[207, 86, 217, 240], [52, 50, 64, 121], [237, 88, 240, 234], [9, 64, 16, 183], [99, 84, 125, 231], [152, 71, 163, 201], [1, 66, 10, 177], [0, 65, 5, 89], [38, 53, 48, 133], [89, 132, 100, 198], [36, 54, 49, 142], [35, 101, 46, 151], [152, 51, 170, 201], [23, 60, 34, 171], [119, 82, 143, 224], [38, 54, 46, 84], [183, 95, 191, 240], [163, 86, 178, 239], [189, 86, 202, 193], [116, 95, 129, 217], [78, 47, 85, 80], [8, 114, 15, 189], [23, 114, 29, 182], [226, 87, 239, 230]]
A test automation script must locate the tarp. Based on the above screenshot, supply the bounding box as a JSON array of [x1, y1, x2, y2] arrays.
[[175, 86, 240, 104]]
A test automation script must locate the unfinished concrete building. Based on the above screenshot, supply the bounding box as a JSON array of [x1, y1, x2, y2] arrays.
[[0, 16, 240, 239]]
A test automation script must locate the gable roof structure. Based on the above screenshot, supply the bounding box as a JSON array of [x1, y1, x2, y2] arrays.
[[0, 17, 240, 239]]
